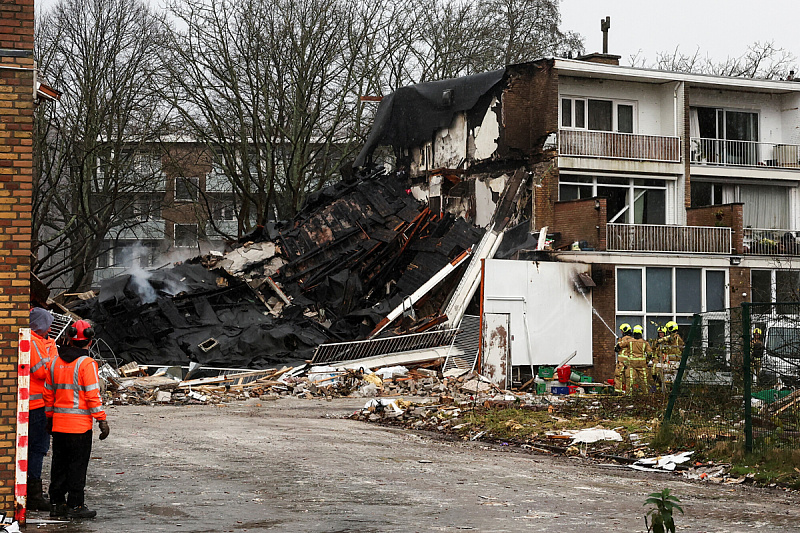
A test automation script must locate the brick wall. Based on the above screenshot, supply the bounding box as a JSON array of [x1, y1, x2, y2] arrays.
[[0, 0, 35, 513], [553, 198, 607, 250], [729, 266, 751, 308], [686, 203, 744, 253], [499, 59, 557, 158], [589, 264, 616, 381]]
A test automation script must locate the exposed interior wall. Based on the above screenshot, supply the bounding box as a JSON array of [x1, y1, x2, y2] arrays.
[[500, 60, 558, 159], [0, 0, 35, 513], [474, 174, 507, 227], [472, 97, 500, 161], [433, 112, 467, 169]]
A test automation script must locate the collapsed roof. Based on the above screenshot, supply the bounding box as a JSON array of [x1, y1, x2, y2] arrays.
[[70, 168, 484, 369]]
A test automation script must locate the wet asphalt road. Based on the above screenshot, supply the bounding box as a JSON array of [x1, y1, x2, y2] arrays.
[[27, 397, 800, 532]]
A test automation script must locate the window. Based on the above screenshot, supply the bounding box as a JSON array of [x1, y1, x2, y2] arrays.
[[752, 270, 800, 304], [561, 97, 636, 133], [559, 174, 666, 224], [690, 182, 725, 207], [212, 202, 236, 221], [691, 107, 759, 165], [174, 224, 198, 248], [691, 181, 789, 229], [175, 177, 199, 201], [617, 267, 727, 338]]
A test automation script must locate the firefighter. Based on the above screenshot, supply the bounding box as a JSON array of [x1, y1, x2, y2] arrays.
[[28, 308, 57, 512], [663, 320, 684, 365], [651, 326, 668, 390], [622, 325, 653, 393], [44, 320, 110, 519], [752, 328, 764, 380], [614, 323, 633, 393]]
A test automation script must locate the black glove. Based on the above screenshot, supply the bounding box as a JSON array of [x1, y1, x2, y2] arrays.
[[46, 417, 52, 434], [98, 420, 110, 440]]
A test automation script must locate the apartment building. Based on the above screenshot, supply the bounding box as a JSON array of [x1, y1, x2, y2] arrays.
[[356, 54, 800, 384]]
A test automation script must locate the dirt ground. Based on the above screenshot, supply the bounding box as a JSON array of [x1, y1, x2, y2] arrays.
[[27, 397, 800, 532]]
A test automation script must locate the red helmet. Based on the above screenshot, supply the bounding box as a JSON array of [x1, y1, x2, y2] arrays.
[[67, 319, 95, 342]]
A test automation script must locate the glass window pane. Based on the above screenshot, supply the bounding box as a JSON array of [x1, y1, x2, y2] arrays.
[[560, 185, 579, 201], [776, 270, 800, 302], [617, 268, 642, 312], [634, 188, 665, 225], [646, 268, 672, 313], [588, 99, 613, 131], [691, 182, 712, 208], [676, 268, 702, 313], [617, 104, 634, 133], [599, 186, 629, 223], [561, 99, 572, 127], [705, 270, 726, 311], [575, 100, 585, 128], [561, 174, 593, 183], [751, 270, 772, 303]]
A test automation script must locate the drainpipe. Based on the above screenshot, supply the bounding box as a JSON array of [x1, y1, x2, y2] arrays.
[[673, 82, 680, 137]]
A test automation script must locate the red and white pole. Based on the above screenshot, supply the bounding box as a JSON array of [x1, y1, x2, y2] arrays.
[[15, 327, 31, 525]]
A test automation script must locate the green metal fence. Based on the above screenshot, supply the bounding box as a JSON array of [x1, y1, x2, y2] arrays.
[[665, 303, 800, 452]]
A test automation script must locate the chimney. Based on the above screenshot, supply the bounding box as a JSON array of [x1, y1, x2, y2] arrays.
[[575, 16, 621, 65]]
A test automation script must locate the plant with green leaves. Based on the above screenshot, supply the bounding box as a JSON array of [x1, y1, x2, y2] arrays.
[[644, 488, 683, 533]]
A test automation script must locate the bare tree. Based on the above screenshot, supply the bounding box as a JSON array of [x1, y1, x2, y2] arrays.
[[34, 0, 171, 292], [629, 41, 798, 80]]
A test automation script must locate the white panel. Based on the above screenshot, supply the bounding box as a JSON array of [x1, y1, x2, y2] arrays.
[[482, 313, 510, 387], [483, 260, 593, 366]]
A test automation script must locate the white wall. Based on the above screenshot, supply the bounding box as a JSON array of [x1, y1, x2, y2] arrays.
[[483, 259, 593, 366], [433, 113, 468, 169], [558, 76, 675, 137], [474, 174, 507, 228], [473, 97, 500, 160], [781, 93, 800, 146]]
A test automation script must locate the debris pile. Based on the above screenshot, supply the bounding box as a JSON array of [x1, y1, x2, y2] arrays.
[[68, 167, 483, 370]]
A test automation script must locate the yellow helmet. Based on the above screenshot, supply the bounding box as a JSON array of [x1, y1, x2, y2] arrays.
[[633, 325, 644, 335], [658, 326, 667, 335], [666, 320, 678, 332], [619, 323, 632, 334], [753, 328, 762, 336]]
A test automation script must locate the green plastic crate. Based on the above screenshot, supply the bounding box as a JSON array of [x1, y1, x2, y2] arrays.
[[538, 366, 555, 379], [535, 382, 547, 395], [580, 375, 593, 383]]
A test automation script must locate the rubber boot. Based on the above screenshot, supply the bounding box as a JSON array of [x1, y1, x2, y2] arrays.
[[27, 478, 51, 512]]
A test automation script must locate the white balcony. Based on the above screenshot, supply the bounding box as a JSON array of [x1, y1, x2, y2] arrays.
[[743, 228, 800, 256], [607, 223, 732, 254], [691, 138, 800, 169], [559, 130, 681, 163]]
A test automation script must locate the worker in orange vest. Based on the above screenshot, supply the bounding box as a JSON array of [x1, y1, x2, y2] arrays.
[[44, 320, 109, 519], [29, 308, 58, 512]]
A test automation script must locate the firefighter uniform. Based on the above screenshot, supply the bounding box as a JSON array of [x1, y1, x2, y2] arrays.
[[620, 327, 653, 394], [44, 320, 108, 519], [614, 324, 633, 393]]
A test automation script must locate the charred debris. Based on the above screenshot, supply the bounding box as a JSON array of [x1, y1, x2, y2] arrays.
[[68, 167, 489, 370]]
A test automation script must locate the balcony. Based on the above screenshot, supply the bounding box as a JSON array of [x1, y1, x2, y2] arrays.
[[690, 138, 800, 169], [743, 228, 800, 256], [607, 223, 732, 254], [559, 130, 681, 163]]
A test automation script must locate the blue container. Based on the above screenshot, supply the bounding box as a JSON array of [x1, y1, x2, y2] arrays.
[[552, 386, 570, 395]]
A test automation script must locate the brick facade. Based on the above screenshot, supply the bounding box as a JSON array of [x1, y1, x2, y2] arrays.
[[589, 264, 617, 381], [0, 0, 35, 513], [686, 203, 745, 254], [553, 198, 607, 250]]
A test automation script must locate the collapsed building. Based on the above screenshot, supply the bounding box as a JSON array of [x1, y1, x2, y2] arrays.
[[62, 54, 800, 389]]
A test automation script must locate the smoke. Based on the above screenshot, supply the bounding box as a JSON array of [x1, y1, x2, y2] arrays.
[[119, 243, 157, 304]]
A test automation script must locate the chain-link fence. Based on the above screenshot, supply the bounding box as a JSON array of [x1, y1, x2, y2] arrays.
[[665, 303, 800, 452]]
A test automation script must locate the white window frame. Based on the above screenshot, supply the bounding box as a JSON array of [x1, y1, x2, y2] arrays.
[[560, 96, 638, 133], [559, 173, 668, 224], [615, 266, 729, 336]]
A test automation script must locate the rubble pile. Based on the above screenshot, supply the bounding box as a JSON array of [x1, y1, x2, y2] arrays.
[[68, 167, 484, 370]]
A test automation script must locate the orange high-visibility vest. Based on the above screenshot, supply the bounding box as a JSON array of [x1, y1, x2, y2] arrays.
[[44, 354, 106, 433], [30, 332, 57, 410]]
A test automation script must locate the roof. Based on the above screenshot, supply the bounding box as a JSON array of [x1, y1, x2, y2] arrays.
[[354, 69, 506, 167]]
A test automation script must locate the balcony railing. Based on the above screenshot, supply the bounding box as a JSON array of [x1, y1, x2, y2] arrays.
[[744, 228, 800, 256], [607, 223, 732, 254], [691, 138, 800, 169], [559, 130, 681, 163]]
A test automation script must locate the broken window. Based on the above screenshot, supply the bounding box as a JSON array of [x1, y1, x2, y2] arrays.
[[174, 224, 198, 248], [617, 266, 727, 338], [559, 174, 666, 224], [175, 177, 199, 201]]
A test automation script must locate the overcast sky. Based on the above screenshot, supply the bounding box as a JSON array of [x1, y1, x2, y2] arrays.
[[561, 0, 800, 68]]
